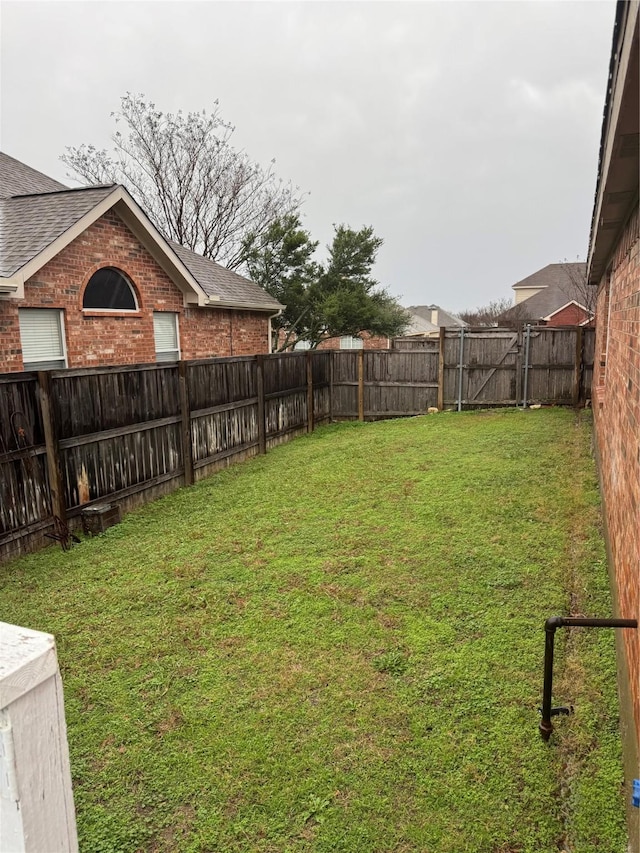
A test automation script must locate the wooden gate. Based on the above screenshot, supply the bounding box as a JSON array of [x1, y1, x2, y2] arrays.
[[442, 329, 521, 409]]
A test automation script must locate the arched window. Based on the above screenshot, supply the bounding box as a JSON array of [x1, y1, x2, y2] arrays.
[[83, 268, 138, 311]]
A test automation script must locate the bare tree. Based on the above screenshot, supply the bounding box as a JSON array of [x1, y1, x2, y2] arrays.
[[558, 258, 595, 314], [62, 93, 303, 270], [458, 297, 515, 326]]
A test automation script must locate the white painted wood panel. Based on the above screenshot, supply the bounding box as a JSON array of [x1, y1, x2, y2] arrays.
[[0, 622, 78, 853]]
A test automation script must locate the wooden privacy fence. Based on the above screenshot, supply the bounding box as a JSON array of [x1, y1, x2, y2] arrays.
[[0, 326, 593, 560]]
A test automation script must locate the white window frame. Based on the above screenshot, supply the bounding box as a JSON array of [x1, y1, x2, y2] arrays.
[[18, 308, 68, 371], [153, 312, 181, 362], [339, 335, 364, 350]]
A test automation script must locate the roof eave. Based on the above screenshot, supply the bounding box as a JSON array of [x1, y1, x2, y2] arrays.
[[0, 279, 22, 298], [204, 298, 284, 312], [587, 1, 640, 286]]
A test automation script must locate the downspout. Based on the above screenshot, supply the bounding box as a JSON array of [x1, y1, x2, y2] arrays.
[[267, 309, 282, 354], [229, 311, 234, 356]]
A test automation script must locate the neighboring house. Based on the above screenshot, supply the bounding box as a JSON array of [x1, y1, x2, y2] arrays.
[[316, 332, 391, 351], [0, 152, 283, 372], [408, 304, 467, 335], [501, 263, 594, 327], [276, 331, 389, 351], [315, 312, 464, 350], [587, 0, 639, 816]]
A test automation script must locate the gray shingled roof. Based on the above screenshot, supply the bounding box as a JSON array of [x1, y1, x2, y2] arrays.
[[0, 186, 116, 277], [512, 262, 586, 293], [409, 305, 467, 327], [168, 240, 282, 311], [504, 263, 590, 321], [402, 312, 439, 335], [0, 152, 68, 198]]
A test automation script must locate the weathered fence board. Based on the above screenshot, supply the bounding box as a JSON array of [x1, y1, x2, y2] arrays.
[[331, 352, 361, 419], [264, 353, 309, 445], [0, 326, 596, 560], [52, 364, 180, 439], [0, 373, 51, 545], [187, 358, 260, 477]]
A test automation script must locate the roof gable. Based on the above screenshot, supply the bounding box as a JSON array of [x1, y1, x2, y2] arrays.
[[0, 151, 282, 312], [502, 263, 591, 323], [542, 300, 592, 322]]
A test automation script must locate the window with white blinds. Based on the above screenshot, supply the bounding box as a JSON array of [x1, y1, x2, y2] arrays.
[[153, 312, 180, 362], [18, 309, 67, 370], [339, 335, 364, 350]]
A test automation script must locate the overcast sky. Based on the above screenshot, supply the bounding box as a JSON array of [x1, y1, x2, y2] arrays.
[[0, 0, 615, 312]]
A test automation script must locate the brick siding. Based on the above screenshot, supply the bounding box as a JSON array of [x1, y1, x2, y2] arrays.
[[593, 204, 640, 737], [316, 333, 390, 350], [545, 303, 592, 327], [0, 210, 270, 371]]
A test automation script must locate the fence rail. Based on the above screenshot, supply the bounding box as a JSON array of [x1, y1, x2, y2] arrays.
[[0, 326, 594, 560]]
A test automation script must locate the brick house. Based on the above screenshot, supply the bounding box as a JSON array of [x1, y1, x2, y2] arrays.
[[501, 262, 595, 327], [312, 306, 465, 350], [0, 153, 283, 372], [587, 0, 639, 821]]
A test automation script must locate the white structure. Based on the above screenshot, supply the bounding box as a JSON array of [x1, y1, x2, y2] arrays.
[[1, 622, 78, 853]]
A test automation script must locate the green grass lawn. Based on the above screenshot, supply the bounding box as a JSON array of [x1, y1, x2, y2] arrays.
[[0, 409, 627, 852]]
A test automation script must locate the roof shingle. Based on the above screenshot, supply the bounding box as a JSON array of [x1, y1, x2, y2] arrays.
[[168, 240, 282, 310], [0, 152, 68, 198], [0, 186, 116, 277]]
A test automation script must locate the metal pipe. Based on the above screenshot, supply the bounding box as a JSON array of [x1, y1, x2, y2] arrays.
[[539, 615, 637, 741], [522, 324, 531, 408], [457, 327, 465, 412]]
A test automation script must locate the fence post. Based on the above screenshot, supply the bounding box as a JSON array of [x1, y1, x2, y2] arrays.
[[456, 327, 465, 412], [329, 352, 334, 422], [515, 328, 523, 407], [437, 326, 446, 411], [358, 348, 365, 422], [256, 355, 266, 454], [573, 326, 584, 407], [522, 324, 532, 408], [37, 371, 66, 523], [178, 361, 194, 486], [306, 350, 314, 433]]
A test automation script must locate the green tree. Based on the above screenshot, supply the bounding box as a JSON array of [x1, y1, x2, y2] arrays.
[[248, 222, 409, 350], [244, 214, 319, 351]]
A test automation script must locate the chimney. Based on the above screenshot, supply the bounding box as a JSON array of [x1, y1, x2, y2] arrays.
[[431, 308, 439, 325]]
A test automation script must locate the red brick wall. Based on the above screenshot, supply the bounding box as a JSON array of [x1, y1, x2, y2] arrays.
[[546, 303, 592, 327], [317, 333, 390, 350], [181, 307, 269, 359], [593, 204, 640, 738], [0, 210, 270, 371]]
